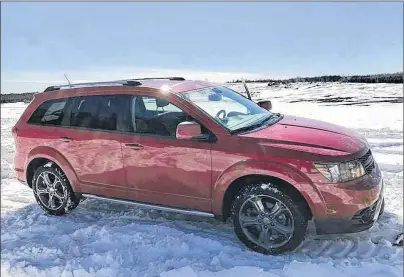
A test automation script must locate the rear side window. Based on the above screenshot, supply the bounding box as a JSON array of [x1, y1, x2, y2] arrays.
[[70, 95, 120, 131], [28, 98, 67, 126]]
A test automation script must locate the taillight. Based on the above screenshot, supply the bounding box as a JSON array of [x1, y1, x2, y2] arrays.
[[11, 125, 18, 138]]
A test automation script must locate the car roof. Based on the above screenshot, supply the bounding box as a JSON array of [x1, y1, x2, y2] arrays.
[[41, 78, 216, 96], [131, 79, 215, 94]]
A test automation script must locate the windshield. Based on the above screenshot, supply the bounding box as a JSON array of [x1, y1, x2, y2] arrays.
[[180, 86, 273, 132]]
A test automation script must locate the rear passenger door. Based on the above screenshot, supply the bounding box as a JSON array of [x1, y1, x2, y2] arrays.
[[51, 94, 127, 198]]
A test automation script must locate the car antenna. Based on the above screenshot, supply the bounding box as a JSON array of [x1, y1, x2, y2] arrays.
[[64, 74, 72, 88], [242, 78, 252, 100]]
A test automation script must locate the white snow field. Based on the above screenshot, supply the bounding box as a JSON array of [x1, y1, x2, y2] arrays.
[[1, 82, 403, 277]]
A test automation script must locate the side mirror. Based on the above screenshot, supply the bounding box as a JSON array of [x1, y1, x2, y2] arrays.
[[176, 121, 202, 140], [257, 100, 272, 111]]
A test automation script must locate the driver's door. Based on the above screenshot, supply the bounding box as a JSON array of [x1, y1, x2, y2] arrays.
[[121, 94, 213, 212]]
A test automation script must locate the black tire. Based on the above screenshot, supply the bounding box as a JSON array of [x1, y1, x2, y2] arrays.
[[32, 164, 80, 216], [231, 183, 308, 255]]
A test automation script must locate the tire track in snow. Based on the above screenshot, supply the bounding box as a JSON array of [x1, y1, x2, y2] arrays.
[[307, 240, 332, 257], [299, 237, 402, 261], [329, 240, 356, 259]]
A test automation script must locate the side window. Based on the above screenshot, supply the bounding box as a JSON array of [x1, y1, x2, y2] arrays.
[[70, 95, 120, 131], [28, 98, 67, 126], [130, 95, 203, 137], [142, 96, 182, 112]]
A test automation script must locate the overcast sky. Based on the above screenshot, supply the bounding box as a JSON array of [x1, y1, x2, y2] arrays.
[[2, 2, 403, 93]]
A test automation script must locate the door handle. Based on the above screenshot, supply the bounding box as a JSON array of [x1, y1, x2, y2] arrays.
[[58, 136, 72, 142], [124, 143, 144, 150]]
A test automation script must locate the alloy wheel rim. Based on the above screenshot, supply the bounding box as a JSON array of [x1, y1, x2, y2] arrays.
[[35, 171, 67, 210], [239, 194, 294, 249]]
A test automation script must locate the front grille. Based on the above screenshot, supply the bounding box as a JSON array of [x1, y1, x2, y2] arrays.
[[358, 150, 375, 174]]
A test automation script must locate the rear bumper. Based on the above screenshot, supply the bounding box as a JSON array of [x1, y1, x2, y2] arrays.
[[315, 178, 385, 235], [14, 168, 28, 187]]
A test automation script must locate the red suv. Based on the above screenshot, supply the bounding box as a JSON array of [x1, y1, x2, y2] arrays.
[[12, 77, 384, 254]]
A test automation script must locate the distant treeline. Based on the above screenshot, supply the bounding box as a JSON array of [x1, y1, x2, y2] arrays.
[[1, 92, 35, 104], [230, 72, 403, 85], [1, 72, 403, 104]]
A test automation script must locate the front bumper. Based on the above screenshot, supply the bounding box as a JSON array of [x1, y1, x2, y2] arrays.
[[315, 178, 384, 235]]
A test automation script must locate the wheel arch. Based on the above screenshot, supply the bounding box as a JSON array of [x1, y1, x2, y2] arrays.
[[25, 146, 81, 192], [26, 157, 51, 188], [212, 160, 326, 220]]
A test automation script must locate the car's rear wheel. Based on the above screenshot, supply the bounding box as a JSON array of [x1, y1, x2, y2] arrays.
[[231, 183, 308, 255], [32, 165, 80, 216]]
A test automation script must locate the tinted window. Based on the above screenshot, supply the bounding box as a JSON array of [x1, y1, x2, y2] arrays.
[[129, 96, 194, 137], [70, 95, 120, 131], [28, 98, 67, 126]]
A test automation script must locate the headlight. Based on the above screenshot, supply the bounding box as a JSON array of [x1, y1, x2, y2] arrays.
[[314, 160, 365, 183]]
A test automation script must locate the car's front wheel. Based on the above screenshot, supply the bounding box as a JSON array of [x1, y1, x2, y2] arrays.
[[32, 165, 80, 216], [232, 183, 308, 255]]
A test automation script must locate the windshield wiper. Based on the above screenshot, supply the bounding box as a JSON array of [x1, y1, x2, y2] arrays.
[[230, 113, 281, 135]]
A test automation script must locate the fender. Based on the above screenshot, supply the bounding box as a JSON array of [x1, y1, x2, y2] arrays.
[[211, 159, 327, 218], [25, 146, 81, 192]]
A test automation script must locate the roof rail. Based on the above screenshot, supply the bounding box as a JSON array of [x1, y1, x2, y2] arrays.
[[42, 77, 185, 92], [43, 80, 142, 92], [131, 77, 185, 81]]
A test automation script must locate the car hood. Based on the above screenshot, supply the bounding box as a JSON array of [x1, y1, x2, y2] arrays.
[[239, 115, 368, 155]]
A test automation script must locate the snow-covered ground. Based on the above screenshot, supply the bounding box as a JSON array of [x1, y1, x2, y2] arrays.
[[1, 82, 403, 277]]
